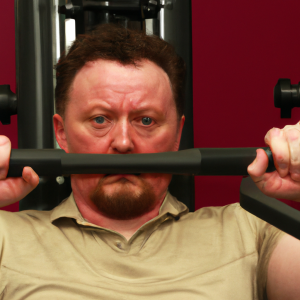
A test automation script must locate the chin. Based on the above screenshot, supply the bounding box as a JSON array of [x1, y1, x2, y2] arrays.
[[89, 176, 157, 220], [103, 180, 143, 198]]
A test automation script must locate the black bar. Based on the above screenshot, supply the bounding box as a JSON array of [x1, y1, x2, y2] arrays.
[[62, 148, 201, 175], [15, 0, 54, 149], [198, 147, 275, 175], [163, 0, 194, 211], [83, 1, 141, 11], [240, 176, 300, 240], [7, 147, 274, 177], [8, 149, 63, 177]]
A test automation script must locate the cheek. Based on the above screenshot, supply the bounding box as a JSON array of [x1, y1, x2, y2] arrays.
[[142, 129, 178, 153], [71, 174, 102, 191], [67, 131, 94, 153], [142, 174, 172, 198], [65, 123, 112, 154]]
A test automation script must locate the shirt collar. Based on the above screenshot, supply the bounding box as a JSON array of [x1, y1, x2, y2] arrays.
[[50, 191, 189, 226], [159, 192, 189, 217]]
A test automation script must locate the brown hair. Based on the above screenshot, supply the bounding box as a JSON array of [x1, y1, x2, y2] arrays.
[[55, 23, 186, 117]]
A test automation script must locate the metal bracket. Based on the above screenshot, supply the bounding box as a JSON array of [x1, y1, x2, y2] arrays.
[[274, 78, 300, 118], [240, 176, 300, 240], [160, 0, 173, 9], [0, 85, 17, 125], [59, 0, 161, 20]]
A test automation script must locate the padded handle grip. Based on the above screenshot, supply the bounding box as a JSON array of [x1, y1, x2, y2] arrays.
[[7, 147, 274, 177]]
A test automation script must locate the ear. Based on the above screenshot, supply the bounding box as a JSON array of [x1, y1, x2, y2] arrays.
[[173, 115, 185, 151], [53, 114, 69, 153]]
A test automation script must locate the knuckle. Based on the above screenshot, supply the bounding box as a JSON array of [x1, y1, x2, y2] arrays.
[[290, 173, 300, 182], [283, 124, 293, 130], [286, 128, 300, 141], [290, 152, 300, 164], [269, 127, 281, 137], [0, 135, 9, 144], [291, 165, 300, 173], [264, 132, 270, 143]]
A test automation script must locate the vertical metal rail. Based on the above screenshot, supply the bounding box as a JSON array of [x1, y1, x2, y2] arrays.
[[15, 0, 71, 210], [161, 0, 195, 211], [15, 0, 54, 150]]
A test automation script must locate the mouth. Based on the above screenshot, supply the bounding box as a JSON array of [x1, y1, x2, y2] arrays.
[[102, 174, 142, 184]]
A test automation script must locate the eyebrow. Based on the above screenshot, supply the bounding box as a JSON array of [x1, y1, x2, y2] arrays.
[[85, 100, 165, 116], [129, 105, 167, 116]]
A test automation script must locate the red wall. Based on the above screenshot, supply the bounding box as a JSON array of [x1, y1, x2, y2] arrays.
[[0, 0, 18, 212], [1, 0, 300, 211], [192, 0, 300, 210]]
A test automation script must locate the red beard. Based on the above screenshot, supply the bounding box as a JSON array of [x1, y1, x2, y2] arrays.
[[90, 176, 157, 220]]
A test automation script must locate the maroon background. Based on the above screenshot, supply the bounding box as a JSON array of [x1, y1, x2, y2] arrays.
[[0, 0, 18, 212], [192, 0, 300, 211], [1, 0, 300, 211]]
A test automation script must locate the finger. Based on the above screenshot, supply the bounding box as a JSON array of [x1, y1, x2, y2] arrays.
[[0, 167, 39, 207], [0, 136, 11, 180], [22, 167, 39, 189], [286, 128, 300, 181], [266, 128, 289, 178], [0, 171, 39, 206], [247, 149, 269, 182], [282, 121, 300, 131], [268, 122, 300, 143]]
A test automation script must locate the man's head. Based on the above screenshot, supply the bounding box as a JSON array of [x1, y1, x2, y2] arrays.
[[55, 23, 186, 119], [53, 24, 186, 221]]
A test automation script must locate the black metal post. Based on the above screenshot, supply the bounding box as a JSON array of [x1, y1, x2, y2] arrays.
[[163, 0, 195, 211], [15, 0, 71, 210]]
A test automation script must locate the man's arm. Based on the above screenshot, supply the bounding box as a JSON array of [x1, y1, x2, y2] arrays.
[[267, 234, 300, 300], [247, 122, 300, 299]]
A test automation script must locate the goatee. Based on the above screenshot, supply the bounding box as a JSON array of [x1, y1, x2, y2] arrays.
[[90, 176, 157, 220]]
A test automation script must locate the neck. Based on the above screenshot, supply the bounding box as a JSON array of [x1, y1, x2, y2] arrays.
[[73, 188, 166, 240]]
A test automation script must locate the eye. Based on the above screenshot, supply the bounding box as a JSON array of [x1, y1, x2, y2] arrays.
[[141, 117, 152, 126], [94, 116, 105, 124]]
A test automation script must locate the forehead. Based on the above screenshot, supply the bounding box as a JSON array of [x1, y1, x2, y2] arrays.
[[68, 59, 175, 112]]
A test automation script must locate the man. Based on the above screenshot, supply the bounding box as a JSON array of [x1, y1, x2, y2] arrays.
[[0, 24, 299, 299]]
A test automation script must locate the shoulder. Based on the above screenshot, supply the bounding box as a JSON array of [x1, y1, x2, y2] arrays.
[[0, 209, 53, 236], [0, 208, 51, 221], [179, 202, 283, 249], [181, 202, 248, 223], [176, 203, 250, 235], [182, 202, 268, 227]]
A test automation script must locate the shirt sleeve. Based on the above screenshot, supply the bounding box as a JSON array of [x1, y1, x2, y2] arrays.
[[242, 207, 285, 300]]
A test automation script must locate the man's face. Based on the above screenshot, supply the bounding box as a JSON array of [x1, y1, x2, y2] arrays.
[[54, 59, 184, 220]]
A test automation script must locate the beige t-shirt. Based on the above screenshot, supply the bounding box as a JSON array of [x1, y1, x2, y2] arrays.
[[0, 193, 284, 299]]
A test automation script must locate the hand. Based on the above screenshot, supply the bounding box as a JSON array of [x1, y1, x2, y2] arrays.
[[247, 122, 300, 202], [0, 135, 39, 207]]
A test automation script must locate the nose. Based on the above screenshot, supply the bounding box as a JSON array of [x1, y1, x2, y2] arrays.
[[110, 119, 134, 153]]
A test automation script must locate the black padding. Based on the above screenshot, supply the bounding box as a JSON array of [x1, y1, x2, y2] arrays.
[[240, 176, 300, 240]]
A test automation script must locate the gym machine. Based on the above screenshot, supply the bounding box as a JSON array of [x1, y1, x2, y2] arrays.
[[1, 0, 194, 211], [1, 0, 300, 240]]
